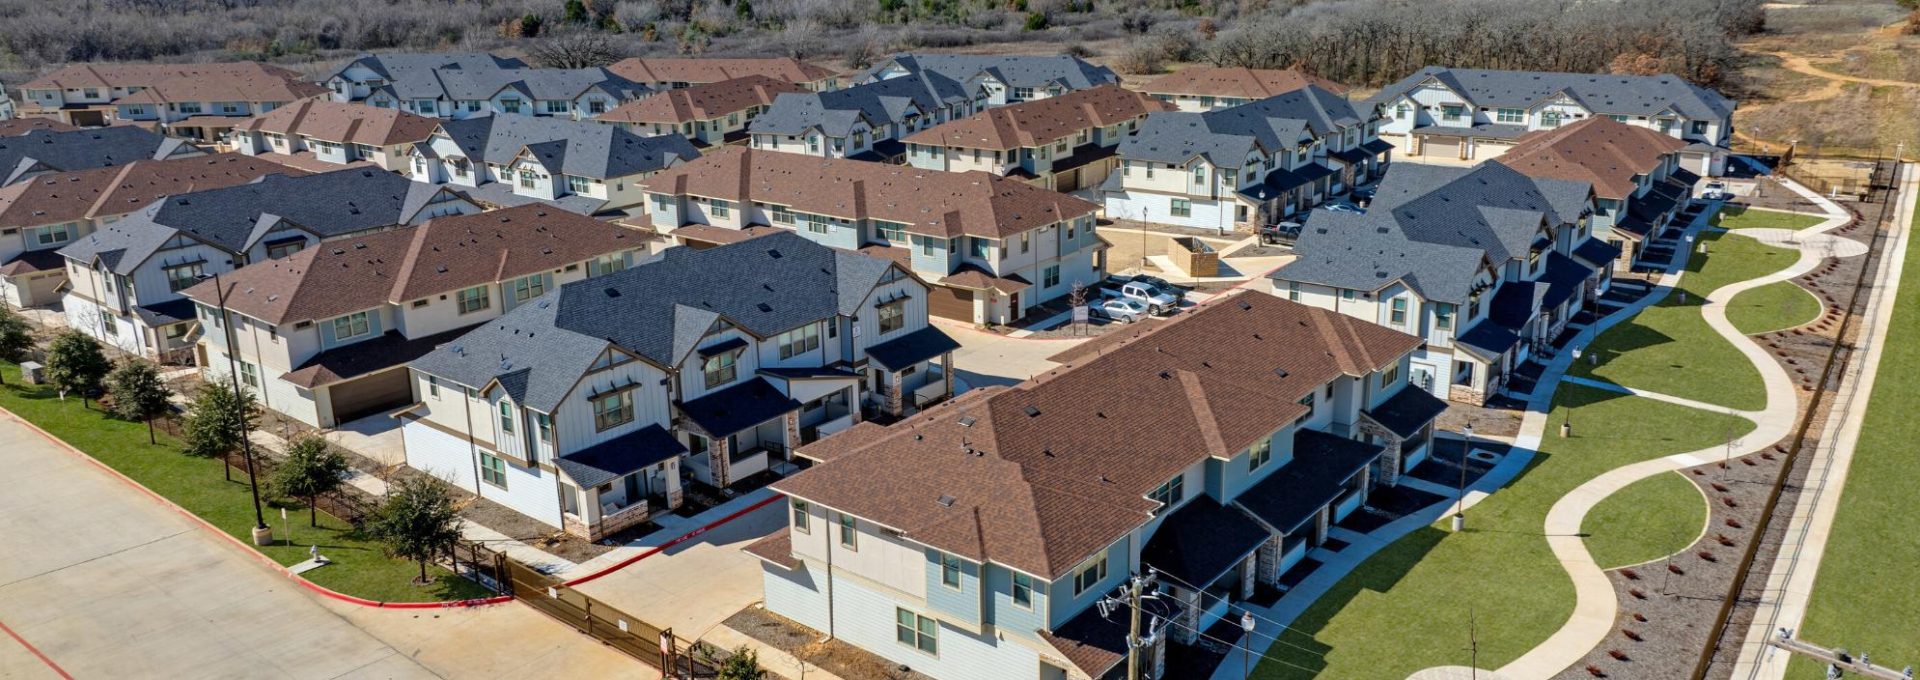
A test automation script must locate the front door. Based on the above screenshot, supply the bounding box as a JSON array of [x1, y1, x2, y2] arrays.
[[623, 473, 642, 505], [1008, 292, 1020, 320]]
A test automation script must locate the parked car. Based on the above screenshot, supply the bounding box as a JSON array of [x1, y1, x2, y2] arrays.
[[1260, 221, 1303, 245], [1090, 298, 1150, 323], [1325, 203, 1365, 215], [1350, 186, 1377, 206], [1100, 280, 1179, 315], [1122, 274, 1187, 302], [1700, 181, 1732, 201]]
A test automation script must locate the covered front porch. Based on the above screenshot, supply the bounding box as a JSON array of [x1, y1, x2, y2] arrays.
[[553, 424, 687, 542], [1357, 384, 1449, 485], [1232, 430, 1386, 591], [1140, 496, 1271, 645], [675, 377, 803, 488], [862, 326, 960, 418]]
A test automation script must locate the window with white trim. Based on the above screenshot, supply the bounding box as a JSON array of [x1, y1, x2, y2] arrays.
[[1072, 550, 1107, 596], [331, 311, 371, 340], [480, 452, 508, 488], [895, 608, 937, 655]]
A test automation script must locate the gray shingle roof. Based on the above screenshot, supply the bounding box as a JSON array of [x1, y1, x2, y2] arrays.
[[1274, 162, 1591, 303], [410, 231, 899, 412], [1118, 86, 1361, 168], [427, 114, 700, 179], [861, 54, 1118, 92], [60, 168, 453, 274], [750, 73, 976, 137], [333, 53, 648, 104], [1367, 67, 1734, 121], [0, 127, 189, 185]]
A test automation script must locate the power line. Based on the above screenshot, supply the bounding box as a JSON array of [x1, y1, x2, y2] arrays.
[[1135, 568, 1331, 661]]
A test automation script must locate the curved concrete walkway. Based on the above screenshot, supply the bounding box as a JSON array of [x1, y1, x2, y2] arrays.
[[1488, 178, 1851, 679]]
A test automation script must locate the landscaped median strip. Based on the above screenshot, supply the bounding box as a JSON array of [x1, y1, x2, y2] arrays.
[[0, 360, 493, 606]]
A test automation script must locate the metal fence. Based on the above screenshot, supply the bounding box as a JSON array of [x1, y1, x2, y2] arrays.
[[504, 560, 723, 678]]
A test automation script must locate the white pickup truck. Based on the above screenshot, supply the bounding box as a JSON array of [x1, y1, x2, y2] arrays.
[[1099, 280, 1180, 315]]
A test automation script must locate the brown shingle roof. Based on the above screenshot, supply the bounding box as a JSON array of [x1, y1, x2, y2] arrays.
[[640, 148, 1098, 240], [607, 57, 835, 86], [1496, 117, 1689, 200], [178, 204, 644, 325], [778, 294, 1420, 578], [27, 62, 325, 103], [0, 153, 298, 228], [597, 75, 807, 125], [1139, 66, 1350, 100], [903, 85, 1171, 151], [0, 119, 77, 137], [235, 99, 441, 146]]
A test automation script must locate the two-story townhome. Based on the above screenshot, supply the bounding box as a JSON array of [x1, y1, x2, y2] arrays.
[[608, 57, 840, 91], [1272, 162, 1616, 405], [857, 53, 1119, 106], [0, 126, 199, 187], [1104, 85, 1391, 232], [14, 62, 322, 131], [1139, 66, 1350, 112], [1369, 67, 1736, 176], [1496, 117, 1697, 270], [750, 294, 1444, 680], [596, 75, 807, 147], [642, 148, 1104, 325], [902, 85, 1172, 193], [408, 114, 700, 217], [229, 99, 440, 174], [748, 72, 985, 163], [0, 154, 293, 308], [0, 90, 13, 121], [324, 53, 651, 120], [179, 205, 647, 428], [57, 168, 479, 361], [399, 232, 959, 540]]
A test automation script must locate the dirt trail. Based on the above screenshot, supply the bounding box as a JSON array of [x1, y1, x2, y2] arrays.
[[1761, 50, 1920, 90]]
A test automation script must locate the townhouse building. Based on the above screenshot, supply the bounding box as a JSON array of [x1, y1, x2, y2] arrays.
[[0, 126, 200, 187], [325, 53, 650, 120], [180, 205, 647, 428], [14, 62, 323, 135], [857, 54, 1119, 106], [0, 119, 74, 137], [642, 148, 1105, 325], [0, 154, 292, 308], [748, 72, 985, 163], [0, 91, 12, 121], [1272, 162, 1617, 405], [408, 114, 700, 217], [1139, 66, 1350, 112], [751, 294, 1445, 680], [1496, 117, 1698, 270], [596, 75, 807, 147], [229, 99, 440, 174], [608, 57, 840, 91], [399, 232, 959, 540], [1104, 85, 1391, 232], [1369, 67, 1735, 176], [902, 85, 1171, 193], [57, 168, 478, 361]]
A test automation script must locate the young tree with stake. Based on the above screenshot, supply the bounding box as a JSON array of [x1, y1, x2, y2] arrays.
[[182, 381, 257, 481], [369, 476, 463, 585], [270, 434, 350, 527], [0, 305, 33, 384], [43, 330, 110, 406], [107, 359, 174, 443]]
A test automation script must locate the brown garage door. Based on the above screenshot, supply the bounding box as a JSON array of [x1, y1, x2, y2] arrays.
[[1055, 168, 1081, 193], [927, 286, 974, 321], [329, 368, 414, 425], [1420, 136, 1462, 160]]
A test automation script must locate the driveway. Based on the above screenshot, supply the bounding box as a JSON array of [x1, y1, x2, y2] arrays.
[[0, 411, 635, 680], [570, 495, 788, 642], [940, 319, 1088, 390], [325, 412, 408, 467]]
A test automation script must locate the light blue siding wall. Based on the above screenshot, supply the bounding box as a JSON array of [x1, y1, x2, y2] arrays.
[[909, 235, 950, 275], [762, 562, 832, 633], [983, 565, 1048, 640], [1045, 535, 1130, 629], [830, 566, 1046, 680], [923, 550, 982, 625], [793, 214, 861, 250]]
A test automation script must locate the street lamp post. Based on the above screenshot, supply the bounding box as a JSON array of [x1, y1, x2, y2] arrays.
[[1240, 611, 1256, 679], [203, 271, 272, 546], [1453, 423, 1473, 532]]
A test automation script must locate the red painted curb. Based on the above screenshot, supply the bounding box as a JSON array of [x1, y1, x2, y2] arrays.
[[563, 492, 786, 588], [0, 615, 73, 680], [0, 408, 507, 611]]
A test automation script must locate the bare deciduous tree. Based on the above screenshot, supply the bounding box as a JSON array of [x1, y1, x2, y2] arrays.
[[525, 30, 627, 68]]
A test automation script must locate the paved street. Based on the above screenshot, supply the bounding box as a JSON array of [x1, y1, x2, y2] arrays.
[[0, 410, 635, 680]]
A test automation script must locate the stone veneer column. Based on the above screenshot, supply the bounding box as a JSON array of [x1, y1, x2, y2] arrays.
[[888, 371, 905, 417], [1171, 589, 1201, 645], [1314, 507, 1331, 546], [941, 353, 954, 401], [1239, 556, 1257, 600], [783, 412, 801, 454], [1256, 536, 1281, 585], [709, 437, 731, 488]]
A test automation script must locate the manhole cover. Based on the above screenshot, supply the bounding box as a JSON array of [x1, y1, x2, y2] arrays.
[[1467, 449, 1502, 464]]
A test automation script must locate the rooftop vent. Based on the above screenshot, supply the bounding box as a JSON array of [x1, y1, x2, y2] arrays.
[[1024, 406, 1040, 417], [936, 495, 956, 508], [605, 287, 621, 298], [1273, 368, 1290, 378], [958, 415, 976, 427]]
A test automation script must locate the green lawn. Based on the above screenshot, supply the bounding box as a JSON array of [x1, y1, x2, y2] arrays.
[[1581, 471, 1707, 570], [1569, 230, 1799, 411], [1255, 386, 1753, 679], [0, 361, 488, 603], [1713, 204, 1827, 230], [1729, 280, 1824, 335], [1788, 188, 1920, 675]]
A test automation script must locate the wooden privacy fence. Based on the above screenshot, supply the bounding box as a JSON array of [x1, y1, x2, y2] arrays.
[[504, 559, 723, 677]]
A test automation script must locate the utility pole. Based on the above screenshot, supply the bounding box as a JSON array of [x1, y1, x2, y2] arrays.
[[1127, 575, 1145, 680]]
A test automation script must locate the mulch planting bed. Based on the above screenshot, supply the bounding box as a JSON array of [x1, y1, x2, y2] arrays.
[[725, 606, 934, 680]]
